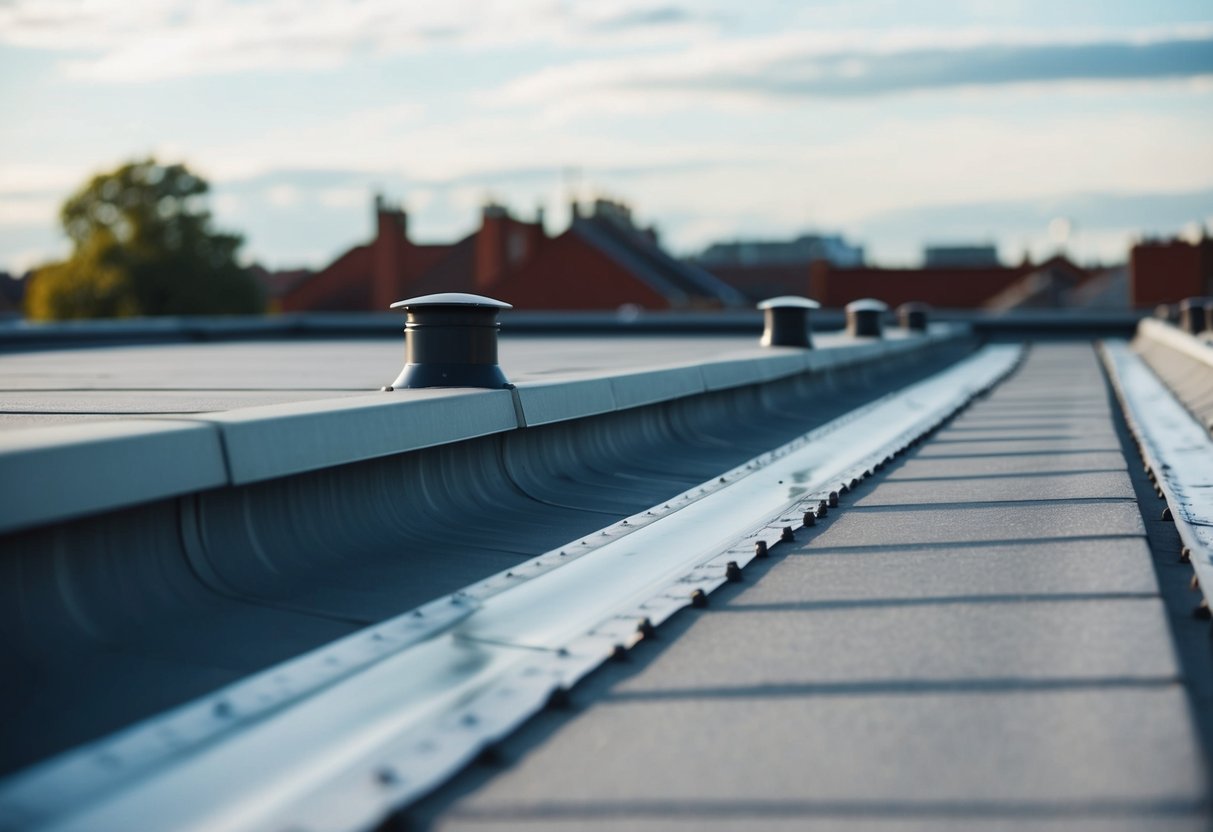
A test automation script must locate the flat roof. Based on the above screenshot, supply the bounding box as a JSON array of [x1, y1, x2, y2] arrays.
[[0, 329, 934, 430]]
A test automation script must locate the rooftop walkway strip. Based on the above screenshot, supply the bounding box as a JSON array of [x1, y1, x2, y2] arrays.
[[414, 343, 1212, 832]]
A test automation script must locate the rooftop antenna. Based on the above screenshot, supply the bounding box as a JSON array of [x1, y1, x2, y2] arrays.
[[563, 166, 583, 222]]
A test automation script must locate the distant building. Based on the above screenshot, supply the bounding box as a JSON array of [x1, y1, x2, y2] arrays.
[[282, 195, 463, 313], [694, 234, 864, 269], [809, 255, 1093, 309], [983, 262, 1126, 311], [281, 196, 744, 312], [692, 232, 863, 304], [923, 244, 1001, 268], [248, 265, 312, 311], [1129, 235, 1213, 309]]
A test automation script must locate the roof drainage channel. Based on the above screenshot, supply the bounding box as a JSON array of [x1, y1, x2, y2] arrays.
[[0, 345, 1023, 832], [1102, 340, 1213, 614]]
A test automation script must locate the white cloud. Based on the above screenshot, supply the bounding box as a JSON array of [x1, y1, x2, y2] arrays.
[[0, 195, 59, 225], [210, 193, 243, 215], [316, 187, 366, 209], [0, 163, 91, 196], [501, 24, 1213, 109], [264, 183, 303, 207], [7, 245, 66, 273], [0, 0, 711, 82]]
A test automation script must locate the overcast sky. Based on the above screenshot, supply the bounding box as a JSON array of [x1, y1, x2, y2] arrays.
[[1, 0, 1211, 274]]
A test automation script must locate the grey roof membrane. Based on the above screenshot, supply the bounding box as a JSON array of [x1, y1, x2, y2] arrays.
[[0, 332, 898, 428], [415, 344, 1211, 832]]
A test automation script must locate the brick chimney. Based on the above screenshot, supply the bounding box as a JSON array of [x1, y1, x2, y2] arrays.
[[474, 203, 544, 292], [372, 194, 409, 311]]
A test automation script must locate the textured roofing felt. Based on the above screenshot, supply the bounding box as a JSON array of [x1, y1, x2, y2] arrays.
[[415, 344, 1211, 832]]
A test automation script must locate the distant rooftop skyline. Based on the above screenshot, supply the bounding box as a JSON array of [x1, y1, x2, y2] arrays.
[[1, 0, 1211, 275]]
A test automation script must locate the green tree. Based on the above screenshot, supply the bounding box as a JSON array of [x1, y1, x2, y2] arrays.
[[26, 158, 263, 319]]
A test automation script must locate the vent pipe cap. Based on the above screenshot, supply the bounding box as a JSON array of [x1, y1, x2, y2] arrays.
[[757, 296, 820, 348], [388, 293, 513, 389], [897, 301, 930, 332], [846, 298, 888, 338], [1179, 296, 1212, 335]]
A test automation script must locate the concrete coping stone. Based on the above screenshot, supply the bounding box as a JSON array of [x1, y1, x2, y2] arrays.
[[0, 325, 968, 531]]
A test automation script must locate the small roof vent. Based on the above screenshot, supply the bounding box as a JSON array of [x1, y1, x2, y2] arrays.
[[757, 296, 820, 348], [386, 293, 513, 389], [1179, 296, 1212, 335], [897, 302, 930, 333], [846, 298, 888, 338]]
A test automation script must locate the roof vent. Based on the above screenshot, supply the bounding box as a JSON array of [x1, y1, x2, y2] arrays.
[[757, 296, 820, 348], [1179, 296, 1212, 335], [386, 293, 513, 389], [846, 298, 888, 338], [897, 302, 930, 332]]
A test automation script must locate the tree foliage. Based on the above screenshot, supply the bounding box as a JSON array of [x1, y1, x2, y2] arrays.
[[26, 159, 263, 319]]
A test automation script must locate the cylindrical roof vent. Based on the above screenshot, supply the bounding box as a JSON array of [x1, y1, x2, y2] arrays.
[[757, 296, 820, 348], [1179, 297, 1212, 335], [387, 293, 512, 389], [897, 302, 929, 333], [846, 298, 888, 338]]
